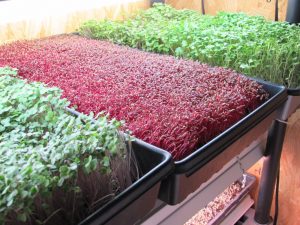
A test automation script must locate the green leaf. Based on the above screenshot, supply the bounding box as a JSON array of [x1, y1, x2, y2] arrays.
[[58, 177, 65, 187], [17, 213, 27, 222], [102, 156, 110, 168], [0, 70, 129, 221], [59, 165, 70, 177]]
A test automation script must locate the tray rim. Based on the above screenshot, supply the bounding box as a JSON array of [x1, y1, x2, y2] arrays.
[[287, 87, 300, 96], [67, 109, 174, 225], [173, 78, 287, 173]]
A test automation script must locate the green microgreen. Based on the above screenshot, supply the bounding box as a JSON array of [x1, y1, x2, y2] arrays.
[[0, 67, 132, 224], [79, 3, 300, 87]]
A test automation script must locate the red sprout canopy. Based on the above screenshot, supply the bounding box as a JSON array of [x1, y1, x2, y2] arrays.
[[0, 35, 268, 160]]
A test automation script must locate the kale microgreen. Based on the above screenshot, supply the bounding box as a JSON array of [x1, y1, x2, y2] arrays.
[[0, 68, 132, 224]]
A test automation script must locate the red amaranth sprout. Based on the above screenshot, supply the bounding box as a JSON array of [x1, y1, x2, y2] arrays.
[[0, 35, 268, 160]]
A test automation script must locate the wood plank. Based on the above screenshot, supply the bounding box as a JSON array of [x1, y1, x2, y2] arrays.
[[205, 0, 238, 15], [165, 0, 203, 11], [237, 0, 275, 20], [0, 0, 149, 44], [166, 0, 288, 21], [279, 0, 288, 21]]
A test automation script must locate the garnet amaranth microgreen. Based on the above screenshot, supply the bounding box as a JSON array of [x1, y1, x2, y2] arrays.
[[0, 35, 268, 160]]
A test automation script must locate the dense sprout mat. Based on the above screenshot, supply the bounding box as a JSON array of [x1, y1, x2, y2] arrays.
[[0, 34, 268, 160], [80, 3, 300, 88], [0, 67, 133, 225]]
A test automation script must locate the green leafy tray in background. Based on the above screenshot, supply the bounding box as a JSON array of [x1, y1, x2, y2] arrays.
[[79, 3, 300, 88]]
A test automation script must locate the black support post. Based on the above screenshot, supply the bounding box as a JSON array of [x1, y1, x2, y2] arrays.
[[286, 0, 300, 24], [254, 120, 287, 224]]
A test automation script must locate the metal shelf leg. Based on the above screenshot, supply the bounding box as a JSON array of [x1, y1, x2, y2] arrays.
[[254, 120, 287, 224]]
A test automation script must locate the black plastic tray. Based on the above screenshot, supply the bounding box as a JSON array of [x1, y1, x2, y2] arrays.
[[278, 87, 300, 120], [68, 109, 174, 225], [159, 79, 287, 205], [287, 88, 300, 96]]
